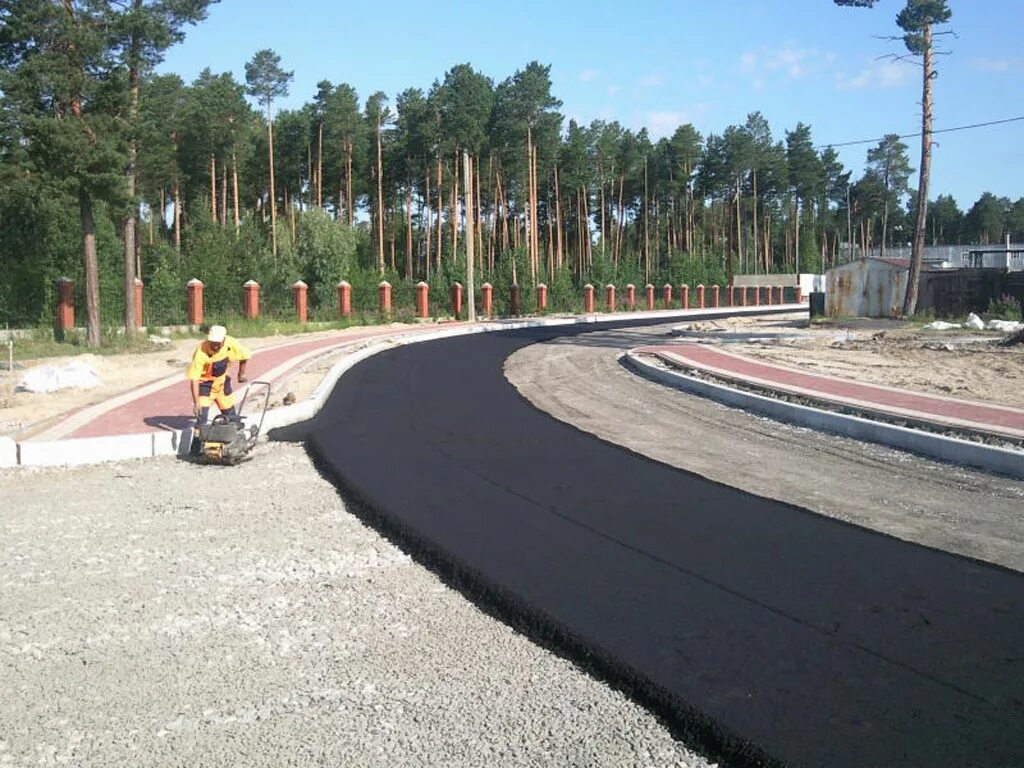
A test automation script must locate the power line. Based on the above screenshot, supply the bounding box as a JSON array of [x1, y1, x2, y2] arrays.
[[817, 115, 1024, 150]]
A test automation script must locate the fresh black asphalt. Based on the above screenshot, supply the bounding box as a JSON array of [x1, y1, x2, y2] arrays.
[[273, 318, 1024, 767]]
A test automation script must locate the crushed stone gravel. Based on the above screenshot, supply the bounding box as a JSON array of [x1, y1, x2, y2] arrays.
[[0, 444, 713, 768]]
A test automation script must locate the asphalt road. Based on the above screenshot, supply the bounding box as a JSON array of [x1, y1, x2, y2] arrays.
[[273, 320, 1024, 768]]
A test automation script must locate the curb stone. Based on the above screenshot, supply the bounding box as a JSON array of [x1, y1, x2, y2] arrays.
[[624, 350, 1024, 480]]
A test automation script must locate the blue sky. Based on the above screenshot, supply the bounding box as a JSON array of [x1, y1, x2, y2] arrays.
[[159, 0, 1023, 210]]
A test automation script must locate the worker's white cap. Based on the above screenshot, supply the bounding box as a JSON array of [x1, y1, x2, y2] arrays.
[[207, 325, 227, 343]]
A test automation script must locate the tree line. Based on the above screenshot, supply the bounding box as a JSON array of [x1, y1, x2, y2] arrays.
[[2, 1, 1021, 343]]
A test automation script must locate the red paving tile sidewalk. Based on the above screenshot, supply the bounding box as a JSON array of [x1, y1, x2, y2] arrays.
[[33, 324, 460, 441], [641, 343, 1024, 440]]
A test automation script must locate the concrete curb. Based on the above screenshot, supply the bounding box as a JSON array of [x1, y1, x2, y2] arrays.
[[6, 307, 798, 469], [623, 350, 1024, 480]]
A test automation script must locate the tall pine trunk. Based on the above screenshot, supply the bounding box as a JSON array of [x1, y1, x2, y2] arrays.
[[435, 157, 443, 270], [210, 154, 217, 222], [405, 185, 413, 279], [173, 179, 181, 254], [903, 20, 934, 317], [424, 164, 432, 279], [554, 164, 563, 271], [317, 122, 324, 208], [122, 13, 141, 335], [232, 153, 240, 236], [376, 116, 384, 273], [220, 162, 228, 226], [268, 115, 278, 258], [752, 170, 759, 273], [79, 189, 101, 348], [794, 196, 801, 274]]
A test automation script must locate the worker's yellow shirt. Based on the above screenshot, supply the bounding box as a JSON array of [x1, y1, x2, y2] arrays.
[[186, 336, 252, 382]]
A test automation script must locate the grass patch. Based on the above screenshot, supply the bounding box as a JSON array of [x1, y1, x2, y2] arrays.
[[2, 309, 428, 364], [3, 327, 169, 364]]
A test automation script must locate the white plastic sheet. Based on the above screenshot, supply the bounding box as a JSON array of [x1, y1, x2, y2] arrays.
[[963, 312, 985, 330], [923, 315, 1024, 333], [16, 359, 100, 393], [985, 319, 1024, 333]]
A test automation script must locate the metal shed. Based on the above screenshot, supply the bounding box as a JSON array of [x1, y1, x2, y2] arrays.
[[825, 258, 909, 318]]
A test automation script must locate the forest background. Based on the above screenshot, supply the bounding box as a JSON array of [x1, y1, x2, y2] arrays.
[[1, 0, 1022, 345]]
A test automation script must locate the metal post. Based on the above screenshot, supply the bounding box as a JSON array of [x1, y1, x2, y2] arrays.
[[463, 151, 476, 322]]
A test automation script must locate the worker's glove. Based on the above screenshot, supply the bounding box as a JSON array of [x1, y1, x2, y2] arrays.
[[192, 404, 202, 420], [237, 373, 248, 383]]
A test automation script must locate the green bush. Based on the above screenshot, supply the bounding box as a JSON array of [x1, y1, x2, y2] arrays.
[[298, 209, 358, 311], [985, 294, 1023, 321]]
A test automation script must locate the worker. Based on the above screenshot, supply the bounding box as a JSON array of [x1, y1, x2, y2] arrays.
[[186, 324, 252, 425]]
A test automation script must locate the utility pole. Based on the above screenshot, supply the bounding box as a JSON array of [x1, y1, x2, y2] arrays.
[[846, 184, 853, 262], [464, 150, 476, 322]]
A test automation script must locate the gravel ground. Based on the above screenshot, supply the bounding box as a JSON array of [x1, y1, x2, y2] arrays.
[[0, 444, 712, 768]]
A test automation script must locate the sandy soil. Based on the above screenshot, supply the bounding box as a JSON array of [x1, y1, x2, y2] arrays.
[[506, 316, 1024, 573]]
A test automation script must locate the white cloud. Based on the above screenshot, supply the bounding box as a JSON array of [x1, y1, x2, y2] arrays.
[[639, 73, 663, 89], [970, 58, 1024, 73], [642, 104, 713, 139], [740, 44, 818, 80], [607, 84, 621, 96], [646, 111, 688, 138], [836, 59, 915, 91], [579, 68, 600, 82]]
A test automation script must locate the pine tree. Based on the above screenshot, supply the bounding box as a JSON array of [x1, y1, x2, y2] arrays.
[[245, 48, 292, 258], [0, 0, 128, 347], [835, 0, 953, 315]]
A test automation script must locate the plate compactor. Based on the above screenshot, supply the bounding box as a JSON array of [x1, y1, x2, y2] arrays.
[[190, 381, 271, 465]]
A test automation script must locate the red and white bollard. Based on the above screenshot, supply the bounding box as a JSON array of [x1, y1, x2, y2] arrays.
[[625, 284, 636, 310], [662, 283, 673, 309], [243, 280, 260, 319], [680, 284, 689, 310], [481, 282, 493, 316], [378, 280, 392, 315], [450, 282, 463, 318], [606, 284, 616, 312], [293, 280, 308, 323], [337, 280, 352, 317], [710, 284, 719, 308], [645, 284, 655, 310], [697, 284, 705, 309], [415, 281, 429, 318], [583, 284, 595, 313], [536, 283, 548, 312], [187, 278, 204, 326], [55, 277, 74, 340]]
